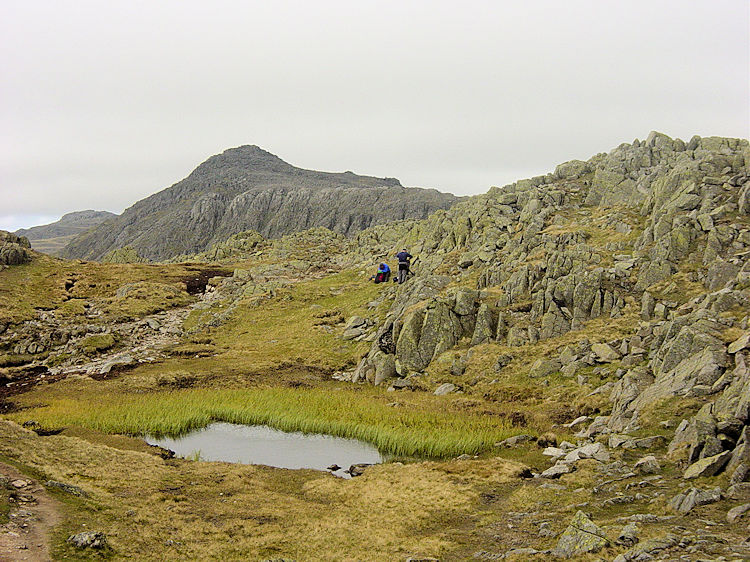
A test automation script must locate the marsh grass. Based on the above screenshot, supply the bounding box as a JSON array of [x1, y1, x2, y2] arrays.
[[9, 385, 515, 458]]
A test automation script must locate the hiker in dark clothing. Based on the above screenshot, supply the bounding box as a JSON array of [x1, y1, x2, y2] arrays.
[[373, 263, 391, 284], [395, 249, 413, 284]]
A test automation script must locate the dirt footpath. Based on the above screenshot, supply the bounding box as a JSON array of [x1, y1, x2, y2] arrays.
[[0, 463, 61, 562]]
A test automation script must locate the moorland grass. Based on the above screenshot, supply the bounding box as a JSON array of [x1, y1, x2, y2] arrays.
[[8, 384, 515, 458]]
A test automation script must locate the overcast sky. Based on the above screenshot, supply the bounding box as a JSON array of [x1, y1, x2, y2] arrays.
[[1, 0, 748, 231]]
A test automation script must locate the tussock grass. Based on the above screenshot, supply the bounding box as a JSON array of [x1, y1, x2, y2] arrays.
[[9, 385, 514, 458]]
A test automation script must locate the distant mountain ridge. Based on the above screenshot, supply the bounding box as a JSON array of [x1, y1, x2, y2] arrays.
[[16, 210, 117, 256], [62, 146, 460, 261]]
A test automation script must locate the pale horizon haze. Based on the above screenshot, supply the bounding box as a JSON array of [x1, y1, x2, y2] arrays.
[[1, 0, 748, 231]]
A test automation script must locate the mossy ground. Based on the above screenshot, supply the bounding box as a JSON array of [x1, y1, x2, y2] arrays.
[[0, 252, 206, 325]]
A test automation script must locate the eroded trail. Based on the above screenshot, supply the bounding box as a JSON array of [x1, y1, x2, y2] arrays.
[[0, 462, 62, 562]]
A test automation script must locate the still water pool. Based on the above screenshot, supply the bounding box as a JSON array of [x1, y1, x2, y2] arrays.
[[145, 422, 384, 477]]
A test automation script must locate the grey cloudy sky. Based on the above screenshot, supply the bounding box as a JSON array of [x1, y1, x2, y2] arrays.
[[1, 0, 748, 231]]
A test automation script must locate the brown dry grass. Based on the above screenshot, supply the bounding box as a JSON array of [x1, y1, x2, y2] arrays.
[[0, 421, 528, 561]]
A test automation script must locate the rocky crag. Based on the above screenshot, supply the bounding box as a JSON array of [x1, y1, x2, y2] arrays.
[[346, 132, 750, 500], [15, 210, 116, 256], [0, 231, 31, 267], [61, 145, 460, 261]]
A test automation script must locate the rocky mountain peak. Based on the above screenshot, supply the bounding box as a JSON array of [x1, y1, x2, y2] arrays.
[[192, 145, 292, 176], [61, 146, 456, 260]]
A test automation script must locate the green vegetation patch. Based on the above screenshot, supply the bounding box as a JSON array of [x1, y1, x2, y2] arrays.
[[193, 270, 384, 372], [102, 281, 193, 320], [8, 383, 514, 458], [78, 333, 116, 354]]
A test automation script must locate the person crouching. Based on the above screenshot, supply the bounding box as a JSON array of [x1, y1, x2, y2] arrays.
[[373, 263, 391, 284]]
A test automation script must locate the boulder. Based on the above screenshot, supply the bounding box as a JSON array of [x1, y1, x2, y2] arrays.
[[346, 463, 371, 477], [727, 503, 750, 523], [635, 261, 674, 291], [495, 434, 536, 448], [470, 304, 496, 346], [616, 522, 639, 547], [345, 316, 367, 330], [591, 343, 621, 363], [633, 456, 660, 475], [396, 302, 462, 372], [612, 535, 679, 562], [44, 480, 89, 497], [728, 333, 750, 354], [683, 450, 732, 479], [640, 292, 656, 320], [554, 159, 590, 180], [552, 511, 609, 558], [67, 531, 108, 549], [529, 358, 562, 378], [342, 326, 367, 340], [98, 354, 136, 375], [705, 259, 739, 290], [541, 463, 573, 479], [563, 442, 610, 463], [434, 383, 456, 396]]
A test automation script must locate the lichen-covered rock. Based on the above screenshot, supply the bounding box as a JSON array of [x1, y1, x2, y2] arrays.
[[591, 342, 621, 363], [0, 242, 29, 265], [635, 261, 675, 291], [0, 231, 30, 265], [552, 511, 609, 558], [529, 358, 562, 378], [683, 450, 732, 479], [470, 303, 496, 346], [67, 531, 108, 549]]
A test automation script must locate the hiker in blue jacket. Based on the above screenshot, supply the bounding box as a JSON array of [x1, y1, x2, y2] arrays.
[[372, 262, 391, 284], [395, 249, 413, 284]]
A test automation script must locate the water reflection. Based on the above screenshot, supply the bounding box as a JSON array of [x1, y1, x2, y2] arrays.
[[145, 422, 384, 478]]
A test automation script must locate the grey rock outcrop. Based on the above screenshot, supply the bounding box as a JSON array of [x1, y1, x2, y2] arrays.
[[668, 486, 721, 514], [0, 230, 31, 266]]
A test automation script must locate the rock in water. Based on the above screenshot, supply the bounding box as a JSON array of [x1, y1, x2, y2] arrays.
[[553, 510, 609, 558], [346, 463, 371, 477]]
